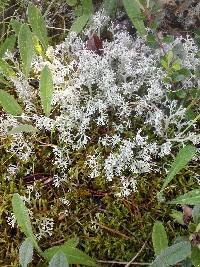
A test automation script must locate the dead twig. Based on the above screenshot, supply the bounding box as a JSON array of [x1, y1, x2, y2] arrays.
[[125, 240, 148, 267], [97, 260, 150, 266], [95, 222, 133, 240]]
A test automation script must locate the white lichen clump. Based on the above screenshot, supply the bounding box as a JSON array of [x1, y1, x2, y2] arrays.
[[1, 18, 199, 197]]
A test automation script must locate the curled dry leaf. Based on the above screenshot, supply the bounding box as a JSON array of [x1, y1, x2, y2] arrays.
[[86, 35, 103, 55], [182, 205, 193, 225]]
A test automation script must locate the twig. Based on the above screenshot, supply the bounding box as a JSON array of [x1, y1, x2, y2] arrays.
[[0, 3, 18, 15], [95, 222, 133, 240], [97, 260, 150, 266], [125, 240, 148, 267], [46, 25, 69, 32]]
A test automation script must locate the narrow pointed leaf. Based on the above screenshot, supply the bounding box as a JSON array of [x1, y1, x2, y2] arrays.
[[70, 14, 90, 34], [0, 59, 15, 76], [43, 243, 98, 266], [131, 19, 146, 36], [18, 24, 33, 77], [0, 90, 22, 115], [169, 189, 200, 205], [0, 35, 16, 58], [10, 19, 23, 35], [39, 65, 53, 117], [123, 0, 146, 36], [152, 221, 168, 256], [160, 145, 196, 192], [12, 193, 33, 237], [9, 124, 38, 134], [12, 193, 42, 254], [19, 238, 33, 267], [49, 251, 69, 267], [151, 241, 191, 267], [28, 4, 48, 50], [82, 0, 94, 15]]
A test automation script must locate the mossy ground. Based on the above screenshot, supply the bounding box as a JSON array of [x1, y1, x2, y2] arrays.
[[0, 134, 198, 265]]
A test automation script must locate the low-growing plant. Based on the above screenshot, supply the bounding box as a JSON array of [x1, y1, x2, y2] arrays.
[[0, 1, 200, 265], [12, 193, 98, 267], [149, 145, 200, 266]]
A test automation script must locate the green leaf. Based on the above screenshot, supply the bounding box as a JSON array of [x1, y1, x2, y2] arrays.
[[0, 90, 22, 115], [66, 0, 77, 6], [69, 14, 90, 34], [163, 35, 173, 44], [43, 243, 98, 266], [0, 59, 15, 77], [181, 257, 192, 267], [152, 221, 168, 256], [132, 19, 146, 37], [160, 145, 196, 193], [166, 50, 173, 66], [18, 24, 33, 77], [169, 189, 200, 205], [0, 75, 12, 86], [171, 68, 191, 82], [103, 0, 117, 15], [12, 193, 34, 237], [147, 33, 159, 48], [151, 241, 191, 267], [10, 19, 23, 35], [122, 0, 146, 36], [0, 35, 16, 58], [170, 209, 184, 225], [19, 238, 33, 267], [171, 59, 182, 71], [191, 246, 200, 267], [12, 193, 42, 255], [82, 0, 94, 15], [49, 251, 69, 267], [28, 4, 48, 50], [9, 124, 38, 134], [65, 237, 79, 248], [193, 205, 200, 224], [39, 65, 53, 117]]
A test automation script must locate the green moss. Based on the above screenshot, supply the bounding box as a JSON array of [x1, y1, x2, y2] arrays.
[[0, 144, 197, 264]]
